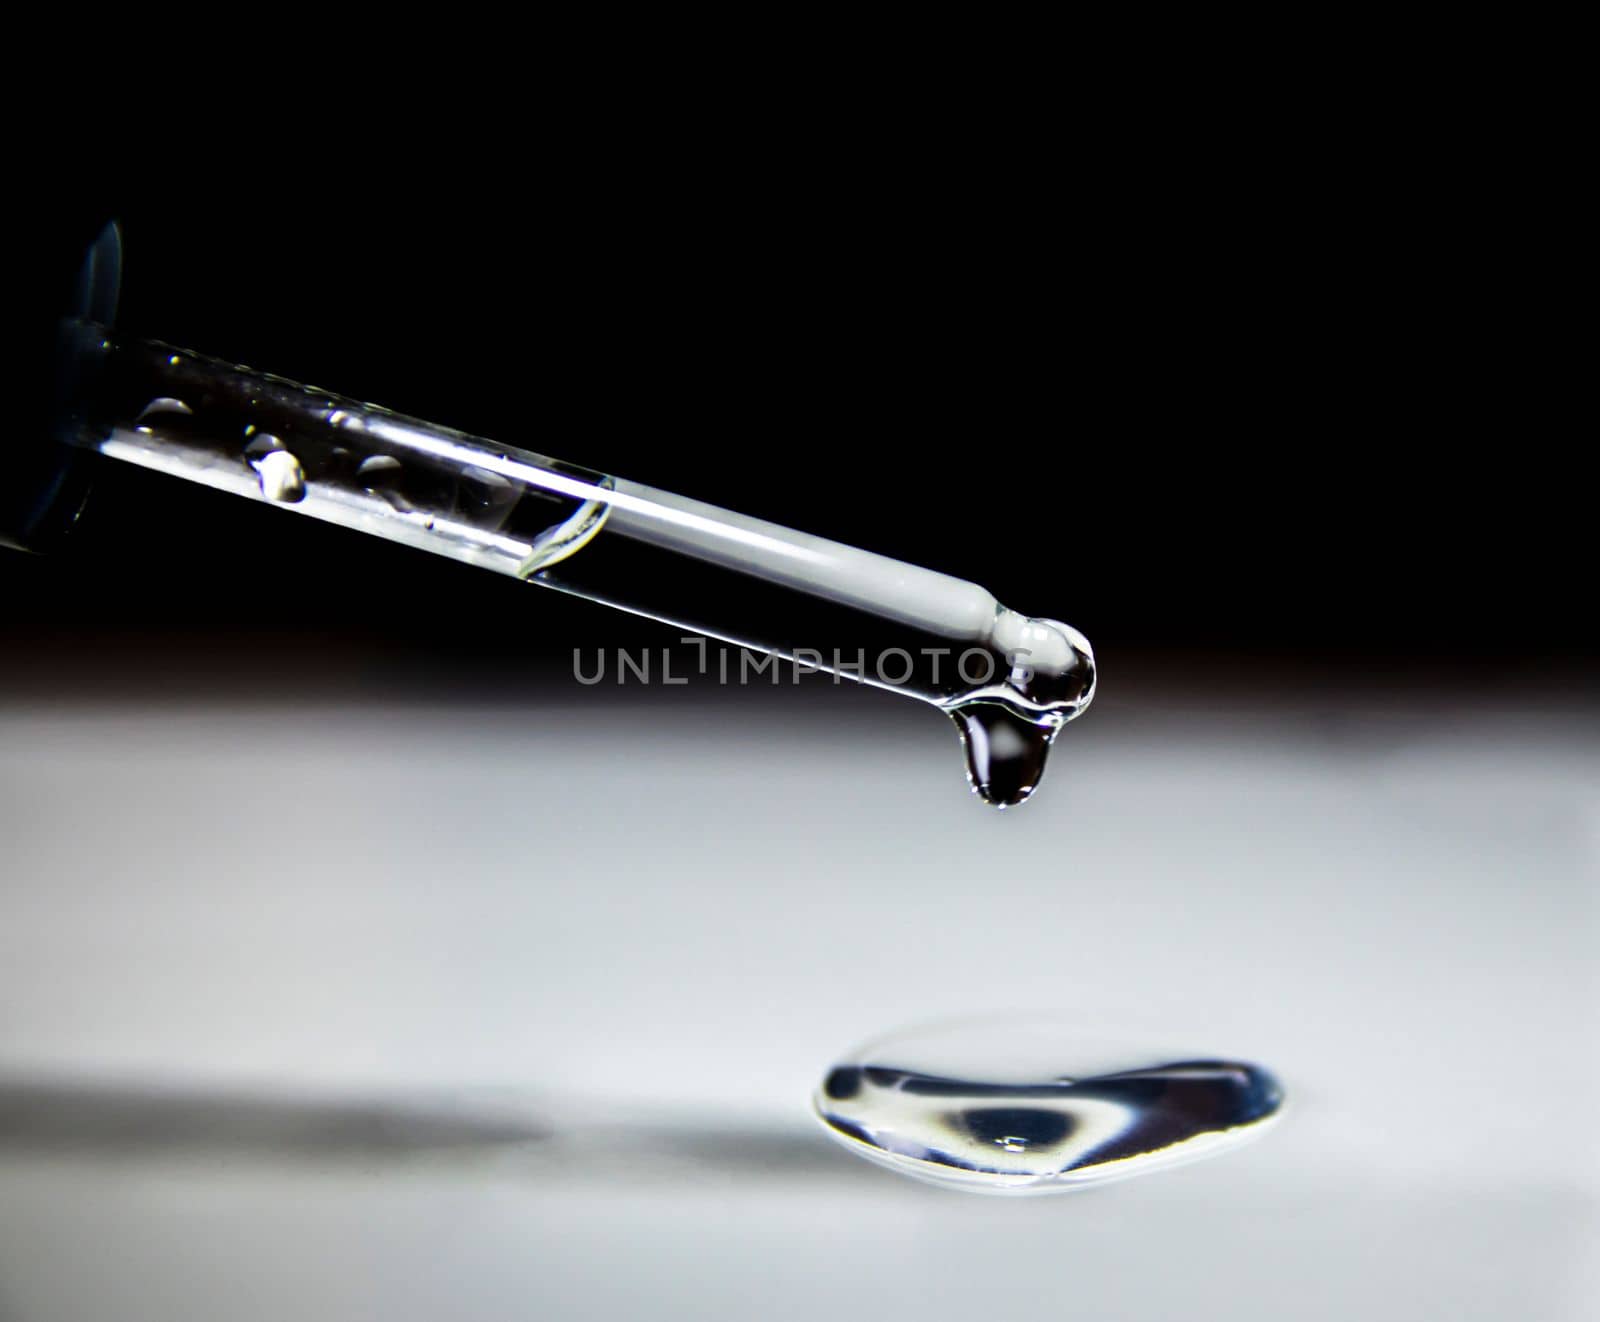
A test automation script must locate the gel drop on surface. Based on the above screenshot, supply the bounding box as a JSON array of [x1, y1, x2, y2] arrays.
[[813, 1016, 1283, 1194]]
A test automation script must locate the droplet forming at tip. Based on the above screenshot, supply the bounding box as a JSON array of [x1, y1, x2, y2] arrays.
[[949, 704, 1057, 808], [944, 616, 1095, 809]]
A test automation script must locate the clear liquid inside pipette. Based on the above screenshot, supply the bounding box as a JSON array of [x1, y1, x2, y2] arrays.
[[61, 324, 1096, 806]]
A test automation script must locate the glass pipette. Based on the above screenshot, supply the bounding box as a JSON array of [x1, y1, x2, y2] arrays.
[[48, 227, 1096, 807]]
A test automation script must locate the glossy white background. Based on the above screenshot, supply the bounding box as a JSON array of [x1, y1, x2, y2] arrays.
[[1, 679, 1595, 1320]]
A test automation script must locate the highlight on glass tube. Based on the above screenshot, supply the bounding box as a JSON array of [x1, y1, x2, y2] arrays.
[[56, 236, 1095, 808]]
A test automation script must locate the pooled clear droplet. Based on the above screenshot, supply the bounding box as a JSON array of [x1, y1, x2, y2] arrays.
[[813, 1016, 1283, 1194]]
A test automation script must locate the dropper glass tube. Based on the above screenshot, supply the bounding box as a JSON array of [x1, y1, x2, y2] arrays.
[[60, 321, 1095, 806]]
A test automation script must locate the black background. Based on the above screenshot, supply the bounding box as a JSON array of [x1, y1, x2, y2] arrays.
[[7, 133, 1590, 696]]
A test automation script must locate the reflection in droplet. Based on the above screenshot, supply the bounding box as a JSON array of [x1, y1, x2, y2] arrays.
[[245, 436, 307, 504], [356, 454, 402, 482], [136, 397, 193, 422], [356, 454, 412, 511], [948, 703, 1056, 808], [936, 615, 1094, 809], [814, 1016, 1283, 1194], [243, 434, 284, 458]]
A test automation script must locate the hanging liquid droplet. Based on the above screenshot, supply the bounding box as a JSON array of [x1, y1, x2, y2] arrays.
[[938, 614, 1094, 808], [813, 1016, 1284, 1194], [948, 704, 1056, 807]]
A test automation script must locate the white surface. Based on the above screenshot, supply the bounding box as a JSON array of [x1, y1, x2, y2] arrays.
[[0, 686, 1596, 1320]]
